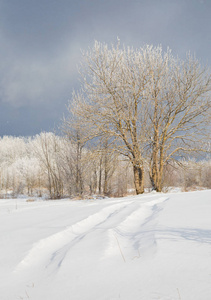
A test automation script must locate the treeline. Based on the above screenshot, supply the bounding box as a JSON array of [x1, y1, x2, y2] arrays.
[[0, 134, 210, 199]]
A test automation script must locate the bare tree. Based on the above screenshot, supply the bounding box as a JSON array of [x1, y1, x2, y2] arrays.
[[146, 51, 211, 191], [33, 132, 64, 199], [68, 41, 152, 194], [62, 113, 89, 196], [66, 41, 210, 193]]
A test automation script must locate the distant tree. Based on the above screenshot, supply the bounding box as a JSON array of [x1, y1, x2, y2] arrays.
[[12, 157, 42, 196], [0, 136, 27, 197], [62, 113, 87, 196], [33, 132, 64, 199]]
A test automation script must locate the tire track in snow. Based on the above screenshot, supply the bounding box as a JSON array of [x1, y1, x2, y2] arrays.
[[104, 197, 168, 261], [14, 200, 136, 273], [14, 196, 168, 274]]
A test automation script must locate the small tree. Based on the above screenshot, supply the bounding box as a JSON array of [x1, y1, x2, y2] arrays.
[[33, 132, 64, 199]]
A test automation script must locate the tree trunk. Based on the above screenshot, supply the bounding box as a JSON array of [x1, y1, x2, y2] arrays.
[[150, 145, 164, 192], [156, 160, 163, 192], [76, 139, 83, 196], [103, 154, 108, 195], [133, 164, 144, 194], [98, 158, 102, 194], [150, 170, 162, 192]]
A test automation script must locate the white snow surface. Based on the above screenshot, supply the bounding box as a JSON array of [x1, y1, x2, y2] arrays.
[[0, 191, 211, 300]]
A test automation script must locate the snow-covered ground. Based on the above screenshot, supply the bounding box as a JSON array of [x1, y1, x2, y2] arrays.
[[0, 191, 211, 300]]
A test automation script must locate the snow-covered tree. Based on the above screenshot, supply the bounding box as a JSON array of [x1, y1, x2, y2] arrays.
[[65, 41, 211, 193]]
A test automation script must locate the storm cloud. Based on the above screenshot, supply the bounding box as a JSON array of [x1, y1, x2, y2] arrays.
[[0, 0, 210, 136]]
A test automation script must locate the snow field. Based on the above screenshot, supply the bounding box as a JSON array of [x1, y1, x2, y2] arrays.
[[0, 191, 211, 300]]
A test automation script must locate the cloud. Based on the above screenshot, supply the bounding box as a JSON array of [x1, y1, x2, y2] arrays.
[[0, 0, 210, 135], [1, 0, 209, 107], [0, 36, 82, 107]]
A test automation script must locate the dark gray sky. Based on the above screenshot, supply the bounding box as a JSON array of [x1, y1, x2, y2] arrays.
[[0, 0, 210, 136]]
